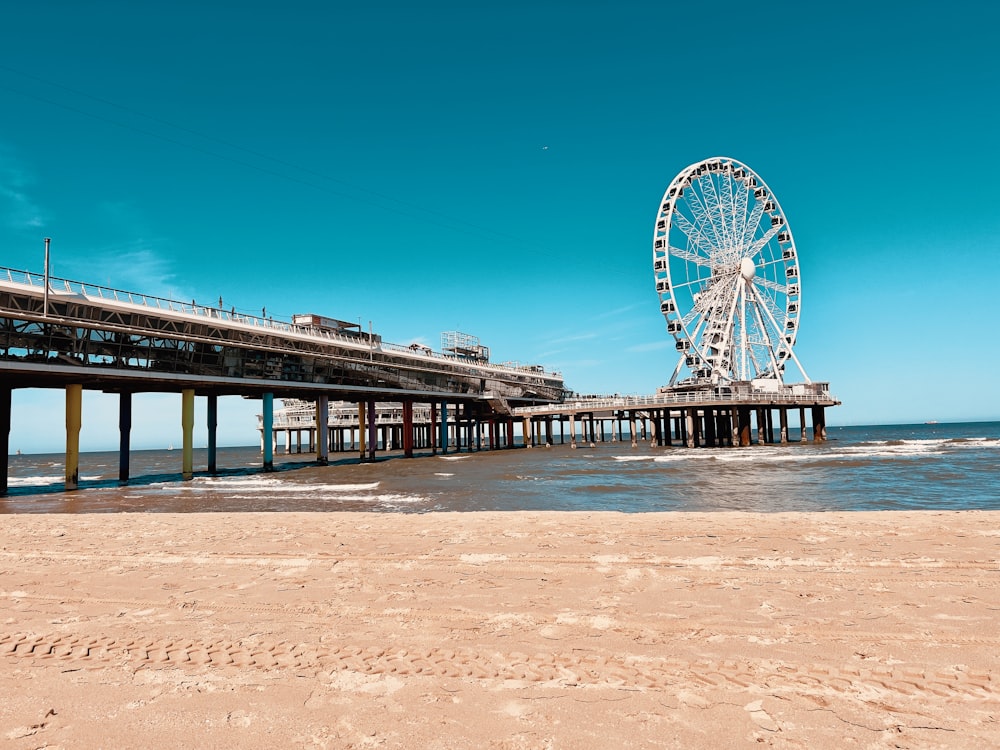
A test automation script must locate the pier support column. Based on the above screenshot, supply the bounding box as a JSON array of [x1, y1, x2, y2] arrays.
[[799, 407, 807, 442], [522, 417, 532, 448], [811, 406, 827, 443], [569, 413, 577, 449], [0, 386, 11, 497], [316, 395, 329, 465], [207, 394, 218, 474], [685, 409, 696, 448], [402, 401, 414, 458], [704, 409, 717, 447], [367, 400, 377, 461], [629, 411, 637, 448], [430, 403, 438, 455], [756, 409, 765, 445], [119, 392, 132, 484], [779, 408, 789, 445], [439, 402, 449, 455], [263, 393, 274, 471], [737, 407, 751, 447], [65, 384, 83, 490], [181, 388, 195, 480], [358, 402, 367, 461]]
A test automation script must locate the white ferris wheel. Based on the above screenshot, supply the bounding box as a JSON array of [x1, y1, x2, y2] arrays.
[[653, 156, 811, 388]]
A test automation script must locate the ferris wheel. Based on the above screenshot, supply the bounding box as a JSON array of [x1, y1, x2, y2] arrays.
[[653, 157, 810, 387]]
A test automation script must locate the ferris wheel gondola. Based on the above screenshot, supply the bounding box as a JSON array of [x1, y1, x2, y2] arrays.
[[653, 157, 811, 387]]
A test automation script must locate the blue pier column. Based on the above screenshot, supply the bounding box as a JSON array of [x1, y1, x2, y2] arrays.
[[439, 401, 449, 455], [316, 395, 329, 465], [207, 394, 218, 474], [0, 386, 10, 497], [119, 392, 132, 484], [181, 389, 195, 480], [262, 392, 275, 471]]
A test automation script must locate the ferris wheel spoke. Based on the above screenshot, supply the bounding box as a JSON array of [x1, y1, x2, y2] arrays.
[[745, 225, 780, 258], [675, 200, 719, 255], [668, 245, 711, 267], [739, 200, 767, 250], [753, 276, 788, 294], [699, 177, 732, 249], [685, 182, 731, 258]]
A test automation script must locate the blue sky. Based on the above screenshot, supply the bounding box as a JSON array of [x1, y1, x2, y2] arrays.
[[2, 0, 999, 452]]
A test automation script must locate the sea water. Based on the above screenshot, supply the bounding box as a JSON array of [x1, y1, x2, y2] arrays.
[[2, 422, 998, 514]]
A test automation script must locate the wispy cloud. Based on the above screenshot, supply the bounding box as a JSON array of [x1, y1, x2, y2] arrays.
[[592, 302, 645, 321], [626, 340, 672, 353], [62, 240, 182, 300], [0, 145, 46, 231]]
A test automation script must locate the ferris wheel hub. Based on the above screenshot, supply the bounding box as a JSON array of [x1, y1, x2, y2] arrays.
[[739, 257, 756, 280]]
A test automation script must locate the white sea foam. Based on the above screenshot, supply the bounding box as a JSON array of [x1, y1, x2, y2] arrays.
[[439, 455, 469, 461], [221, 492, 424, 504], [7, 475, 63, 486], [197, 477, 381, 492]]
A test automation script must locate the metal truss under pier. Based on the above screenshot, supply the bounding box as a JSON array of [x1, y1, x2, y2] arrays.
[[511, 383, 840, 448], [0, 266, 565, 493], [263, 399, 524, 457]]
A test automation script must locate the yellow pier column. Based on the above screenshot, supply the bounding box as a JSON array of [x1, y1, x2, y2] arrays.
[[65, 384, 83, 491], [182, 389, 195, 480]]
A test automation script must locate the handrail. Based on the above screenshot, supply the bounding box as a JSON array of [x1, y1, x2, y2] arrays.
[[514, 388, 839, 414], [0, 265, 561, 379]]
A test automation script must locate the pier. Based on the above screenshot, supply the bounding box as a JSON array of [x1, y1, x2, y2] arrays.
[[263, 380, 839, 457], [0, 266, 564, 494], [512, 383, 838, 448]]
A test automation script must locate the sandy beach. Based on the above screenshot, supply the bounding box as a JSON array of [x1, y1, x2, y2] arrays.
[[1, 510, 997, 748]]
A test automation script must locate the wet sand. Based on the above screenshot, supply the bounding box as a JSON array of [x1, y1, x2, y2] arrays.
[[1, 510, 997, 748]]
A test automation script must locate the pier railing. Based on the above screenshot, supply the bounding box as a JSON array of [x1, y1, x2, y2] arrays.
[[0, 266, 560, 379], [514, 387, 839, 415]]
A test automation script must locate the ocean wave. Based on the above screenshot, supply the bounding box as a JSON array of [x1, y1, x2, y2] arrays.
[[220, 492, 425, 504], [196, 477, 381, 493]]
